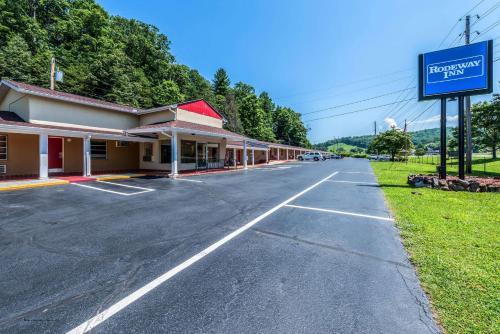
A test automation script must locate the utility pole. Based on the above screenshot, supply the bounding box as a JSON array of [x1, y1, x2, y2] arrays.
[[464, 15, 473, 174], [374, 121, 377, 136], [50, 57, 56, 90]]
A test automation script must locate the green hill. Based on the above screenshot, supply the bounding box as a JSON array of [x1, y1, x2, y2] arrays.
[[314, 127, 454, 152]]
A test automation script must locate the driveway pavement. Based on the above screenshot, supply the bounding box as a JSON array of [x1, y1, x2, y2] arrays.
[[0, 159, 439, 334]]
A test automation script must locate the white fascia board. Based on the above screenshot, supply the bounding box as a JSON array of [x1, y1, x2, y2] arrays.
[[0, 124, 156, 142]]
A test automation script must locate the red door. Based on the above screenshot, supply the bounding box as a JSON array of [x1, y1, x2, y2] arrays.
[[48, 137, 63, 170]]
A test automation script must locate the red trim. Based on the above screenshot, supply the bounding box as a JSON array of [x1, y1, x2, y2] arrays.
[[177, 100, 223, 120]]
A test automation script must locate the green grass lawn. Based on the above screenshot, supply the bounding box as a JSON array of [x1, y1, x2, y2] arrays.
[[371, 161, 499, 334]]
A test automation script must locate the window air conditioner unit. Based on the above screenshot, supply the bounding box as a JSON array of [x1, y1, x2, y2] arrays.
[[0, 165, 6, 174]]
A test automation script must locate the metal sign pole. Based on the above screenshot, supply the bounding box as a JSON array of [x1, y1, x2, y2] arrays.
[[439, 98, 447, 179], [458, 96, 465, 180]]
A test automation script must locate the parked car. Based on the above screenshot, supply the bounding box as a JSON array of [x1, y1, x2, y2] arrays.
[[297, 152, 324, 161], [330, 154, 342, 159]]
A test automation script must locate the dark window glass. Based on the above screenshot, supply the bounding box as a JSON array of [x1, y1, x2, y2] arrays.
[[143, 143, 153, 162], [160, 142, 172, 164], [0, 134, 6, 160], [91, 140, 107, 159], [181, 140, 196, 163]]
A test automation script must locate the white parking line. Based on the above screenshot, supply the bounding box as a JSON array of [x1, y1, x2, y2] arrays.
[[97, 180, 155, 191], [284, 204, 394, 221], [66, 171, 338, 334], [326, 180, 379, 185], [73, 181, 154, 196]]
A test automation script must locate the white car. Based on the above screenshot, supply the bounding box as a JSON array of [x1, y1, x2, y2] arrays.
[[297, 152, 323, 161]]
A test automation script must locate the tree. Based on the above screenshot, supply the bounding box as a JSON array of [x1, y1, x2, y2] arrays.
[[471, 96, 499, 158], [415, 147, 426, 156], [0, 35, 33, 82], [221, 91, 242, 133], [153, 80, 185, 106], [369, 129, 413, 161], [273, 106, 309, 147], [212, 68, 230, 96], [239, 94, 275, 141]]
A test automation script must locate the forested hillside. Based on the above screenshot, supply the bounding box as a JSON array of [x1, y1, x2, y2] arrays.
[[314, 127, 454, 151], [0, 0, 310, 147]]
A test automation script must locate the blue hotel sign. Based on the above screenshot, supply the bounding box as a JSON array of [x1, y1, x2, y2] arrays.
[[419, 40, 493, 100]]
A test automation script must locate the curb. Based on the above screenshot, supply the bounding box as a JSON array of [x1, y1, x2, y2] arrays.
[[0, 180, 70, 192], [95, 174, 146, 181]]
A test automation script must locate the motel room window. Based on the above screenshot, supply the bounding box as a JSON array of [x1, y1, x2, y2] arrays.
[[143, 143, 153, 162], [181, 140, 196, 163], [160, 141, 172, 164], [91, 140, 107, 160], [0, 134, 7, 160], [207, 143, 219, 162]]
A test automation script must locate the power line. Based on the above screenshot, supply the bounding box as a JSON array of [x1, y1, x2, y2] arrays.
[[273, 67, 414, 101], [301, 87, 416, 116], [472, 1, 500, 27], [408, 100, 439, 124], [438, 20, 462, 48], [302, 97, 416, 123], [471, 19, 500, 41], [283, 74, 414, 106]]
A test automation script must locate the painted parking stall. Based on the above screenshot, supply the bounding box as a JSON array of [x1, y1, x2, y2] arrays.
[[73, 180, 155, 196]]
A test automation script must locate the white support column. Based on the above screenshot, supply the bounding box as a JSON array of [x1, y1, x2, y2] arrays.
[[83, 135, 91, 176], [39, 133, 49, 179], [293, 150, 296, 159], [286, 149, 289, 160], [266, 149, 269, 164], [277, 148, 280, 160], [233, 148, 237, 168], [243, 140, 248, 170], [251, 148, 255, 166], [170, 131, 178, 177]]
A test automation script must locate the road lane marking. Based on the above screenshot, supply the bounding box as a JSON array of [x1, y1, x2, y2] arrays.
[[66, 171, 339, 334], [284, 204, 394, 221], [326, 180, 379, 185]]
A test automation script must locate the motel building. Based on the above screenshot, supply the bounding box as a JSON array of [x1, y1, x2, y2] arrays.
[[0, 80, 311, 180]]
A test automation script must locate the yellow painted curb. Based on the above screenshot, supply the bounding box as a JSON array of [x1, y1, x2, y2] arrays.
[[0, 180, 69, 191], [95, 174, 146, 181], [95, 175, 131, 181]]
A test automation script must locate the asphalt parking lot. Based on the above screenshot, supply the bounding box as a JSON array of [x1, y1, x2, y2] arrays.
[[0, 159, 439, 334]]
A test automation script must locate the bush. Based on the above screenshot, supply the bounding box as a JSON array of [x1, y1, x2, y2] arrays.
[[352, 153, 368, 158]]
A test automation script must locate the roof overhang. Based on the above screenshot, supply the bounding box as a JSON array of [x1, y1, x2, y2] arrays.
[[0, 123, 156, 142], [0, 80, 139, 114], [127, 125, 247, 141]]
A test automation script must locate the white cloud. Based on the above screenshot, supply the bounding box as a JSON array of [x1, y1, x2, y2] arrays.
[[384, 117, 398, 129]]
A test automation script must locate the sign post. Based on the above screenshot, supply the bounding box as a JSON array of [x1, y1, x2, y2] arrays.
[[439, 98, 447, 179], [419, 40, 493, 180]]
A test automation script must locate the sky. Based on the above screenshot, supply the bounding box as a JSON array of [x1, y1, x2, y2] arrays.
[[97, 0, 499, 143]]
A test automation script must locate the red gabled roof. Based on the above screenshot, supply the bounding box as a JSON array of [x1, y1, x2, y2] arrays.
[[176, 100, 224, 120], [1, 80, 139, 114]]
